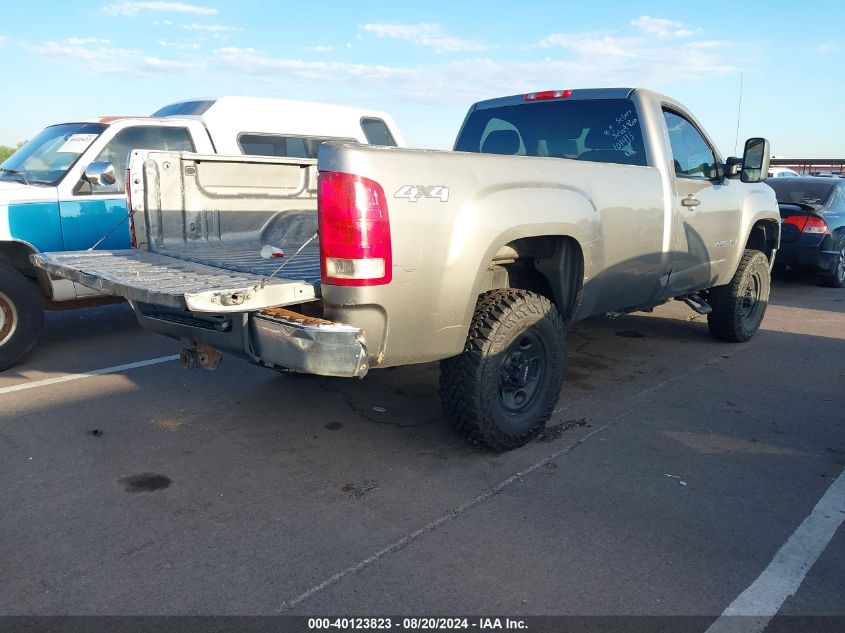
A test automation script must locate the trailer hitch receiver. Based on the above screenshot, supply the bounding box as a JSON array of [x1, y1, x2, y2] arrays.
[[180, 341, 223, 370]]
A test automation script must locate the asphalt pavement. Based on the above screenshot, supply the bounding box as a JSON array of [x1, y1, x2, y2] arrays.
[[1, 274, 843, 626]]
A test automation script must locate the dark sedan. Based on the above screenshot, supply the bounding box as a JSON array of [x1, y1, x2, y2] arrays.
[[768, 177, 845, 287]]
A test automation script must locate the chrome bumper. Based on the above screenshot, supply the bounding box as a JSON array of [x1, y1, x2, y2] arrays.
[[134, 304, 369, 378]]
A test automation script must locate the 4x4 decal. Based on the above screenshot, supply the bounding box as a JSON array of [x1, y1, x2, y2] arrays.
[[394, 185, 450, 203]]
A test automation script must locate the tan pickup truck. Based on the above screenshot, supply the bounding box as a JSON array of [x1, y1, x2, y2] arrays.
[[33, 87, 781, 450]]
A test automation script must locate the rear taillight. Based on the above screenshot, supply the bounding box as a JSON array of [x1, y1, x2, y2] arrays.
[[125, 169, 137, 248], [318, 171, 392, 286], [524, 89, 573, 101], [784, 215, 829, 235]]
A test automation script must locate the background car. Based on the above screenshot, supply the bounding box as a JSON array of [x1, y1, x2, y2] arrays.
[[768, 177, 845, 287], [767, 167, 801, 178]]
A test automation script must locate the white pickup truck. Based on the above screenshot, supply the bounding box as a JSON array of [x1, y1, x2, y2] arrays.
[[35, 88, 780, 449], [0, 96, 403, 369]]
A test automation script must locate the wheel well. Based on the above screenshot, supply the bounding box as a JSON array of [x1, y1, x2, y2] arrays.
[[0, 242, 39, 280], [745, 220, 779, 262], [490, 236, 584, 320]]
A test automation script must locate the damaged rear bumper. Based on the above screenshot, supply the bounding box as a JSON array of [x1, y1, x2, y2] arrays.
[[134, 304, 369, 378]]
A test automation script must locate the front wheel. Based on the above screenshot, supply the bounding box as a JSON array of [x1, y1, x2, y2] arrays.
[[439, 289, 565, 451], [0, 265, 45, 371], [707, 250, 771, 342]]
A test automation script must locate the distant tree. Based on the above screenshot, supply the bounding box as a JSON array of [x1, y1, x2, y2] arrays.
[[0, 141, 26, 163]]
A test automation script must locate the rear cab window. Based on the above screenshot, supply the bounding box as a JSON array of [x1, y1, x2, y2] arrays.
[[360, 118, 397, 146], [454, 98, 647, 167], [237, 134, 356, 158]]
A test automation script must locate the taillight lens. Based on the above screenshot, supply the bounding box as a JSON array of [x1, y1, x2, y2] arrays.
[[784, 215, 829, 235], [318, 171, 392, 286], [125, 169, 137, 248]]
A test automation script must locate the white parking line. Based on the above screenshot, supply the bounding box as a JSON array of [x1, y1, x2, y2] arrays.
[[705, 469, 845, 633], [0, 355, 179, 395]]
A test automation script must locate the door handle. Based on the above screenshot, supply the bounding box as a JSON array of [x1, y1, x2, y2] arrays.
[[682, 195, 701, 208]]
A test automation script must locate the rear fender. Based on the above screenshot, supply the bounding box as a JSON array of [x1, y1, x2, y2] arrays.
[[462, 185, 596, 333]]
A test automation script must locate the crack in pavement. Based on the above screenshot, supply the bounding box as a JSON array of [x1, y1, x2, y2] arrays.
[[318, 378, 441, 429]]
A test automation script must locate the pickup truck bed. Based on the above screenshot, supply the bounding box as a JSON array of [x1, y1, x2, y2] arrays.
[[34, 243, 321, 312], [34, 151, 324, 313]]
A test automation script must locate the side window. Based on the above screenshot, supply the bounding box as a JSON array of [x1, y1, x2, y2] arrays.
[[238, 134, 309, 158], [663, 110, 718, 179], [238, 136, 276, 156], [238, 134, 355, 158], [88, 126, 194, 194], [284, 137, 310, 158], [360, 118, 397, 146]]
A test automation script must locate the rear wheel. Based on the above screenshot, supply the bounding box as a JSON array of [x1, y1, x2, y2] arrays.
[[439, 289, 565, 451], [0, 265, 45, 371], [707, 250, 771, 342], [818, 240, 845, 288]]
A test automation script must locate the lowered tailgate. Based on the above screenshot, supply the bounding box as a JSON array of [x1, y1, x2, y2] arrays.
[[32, 245, 321, 313]]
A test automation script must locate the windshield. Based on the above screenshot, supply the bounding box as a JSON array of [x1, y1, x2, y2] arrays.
[[767, 180, 836, 207], [0, 122, 108, 186]]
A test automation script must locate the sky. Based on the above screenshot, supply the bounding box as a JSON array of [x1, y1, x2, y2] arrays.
[[0, 1, 843, 157]]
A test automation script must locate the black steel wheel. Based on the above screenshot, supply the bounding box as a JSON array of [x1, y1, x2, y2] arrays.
[[440, 289, 565, 451], [707, 250, 771, 343], [498, 330, 548, 414]]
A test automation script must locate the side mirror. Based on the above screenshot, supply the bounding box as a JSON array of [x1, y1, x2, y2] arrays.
[[83, 161, 117, 187], [740, 138, 771, 183]]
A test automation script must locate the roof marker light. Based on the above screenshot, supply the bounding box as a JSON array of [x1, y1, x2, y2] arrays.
[[524, 89, 573, 101]]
